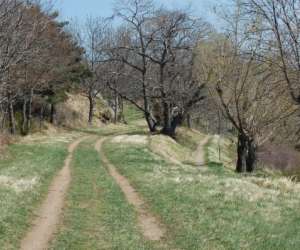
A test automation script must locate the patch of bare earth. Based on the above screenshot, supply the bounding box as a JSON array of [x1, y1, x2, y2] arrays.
[[193, 136, 210, 166], [20, 137, 87, 250], [95, 138, 165, 241]]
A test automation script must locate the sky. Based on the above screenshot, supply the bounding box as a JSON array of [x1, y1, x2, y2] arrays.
[[54, 0, 226, 25]]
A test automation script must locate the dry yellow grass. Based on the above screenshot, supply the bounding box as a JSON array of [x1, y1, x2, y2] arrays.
[[0, 175, 38, 192], [56, 93, 112, 128], [111, 135, 148, 145], [149, 134, 192, 165]]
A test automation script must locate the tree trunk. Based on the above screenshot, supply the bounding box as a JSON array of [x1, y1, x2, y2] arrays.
[[1, 105, 7, 130], [159, 64, 174, 136], [7, 93, 16, 135], [26, 88, 33, 133], [114, 89, 119, 124], [88, 93, 94, 125], [50, 103, 56, 124], [141, 72, 156, 132], [161, 102, 174, 136], [39, 105, 44, 131], [21, 97, 27, 135], [145, 113, 157, 132], [236, 134, 247, 173], [170, 113, 183, 136], [119, 96, 126, 124], [236, 133, 257, 173], [187, 113, 192, 128], [246, 139, 257, 172]]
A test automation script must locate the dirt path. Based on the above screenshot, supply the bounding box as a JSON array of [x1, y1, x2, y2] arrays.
[[194, 136, 210, 166], [20, 137, 87, 250], [95, 138, 165, 241]]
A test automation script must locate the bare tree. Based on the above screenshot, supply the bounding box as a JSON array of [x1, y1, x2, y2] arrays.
[[242, 0, 300, 135], [108, 0, 158, 131], [142, 9, 209, 136], [197, 4, 296, 172], [73, 17, 111, 124], [105, 1, 209, 136], [243, 0, 300, 99]]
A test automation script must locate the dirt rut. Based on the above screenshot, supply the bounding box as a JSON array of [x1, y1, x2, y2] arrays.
[[95, 138, 165, 241], [20, 137, 86, 250], [194, 136, 210, 166]]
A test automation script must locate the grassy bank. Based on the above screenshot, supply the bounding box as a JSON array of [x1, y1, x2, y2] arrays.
[[50, 138, 157, 249], [123, 102, 144, 124], [103, 137, 300, 250]]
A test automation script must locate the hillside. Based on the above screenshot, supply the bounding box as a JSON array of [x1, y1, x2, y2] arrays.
[[55, 93, 113, 128]]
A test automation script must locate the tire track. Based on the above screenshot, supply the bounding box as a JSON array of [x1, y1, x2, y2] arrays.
[[95, 138, 165, 242], [20, 136, 87, 250]]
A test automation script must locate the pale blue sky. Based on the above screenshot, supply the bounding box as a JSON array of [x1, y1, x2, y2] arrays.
[[54, 0, 226, 24]]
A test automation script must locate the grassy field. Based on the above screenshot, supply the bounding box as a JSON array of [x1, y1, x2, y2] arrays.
[[1, 101, 300, 250], [0, 133, 79, 249], [50, 138, 158, 250], [103, 136, 300, 250]]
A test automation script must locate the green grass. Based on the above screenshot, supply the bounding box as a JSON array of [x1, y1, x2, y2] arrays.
[[76, 122, 148, 138], [176, 127, 207, 151], [3, 121, 300, 250], [149, 134, 192, 164], [0, 141, 69, 249], [103, 140, 300, 250], [50, 138, 157, 250], [205, 134, 236, 171], [123, 102, 144, 124]]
